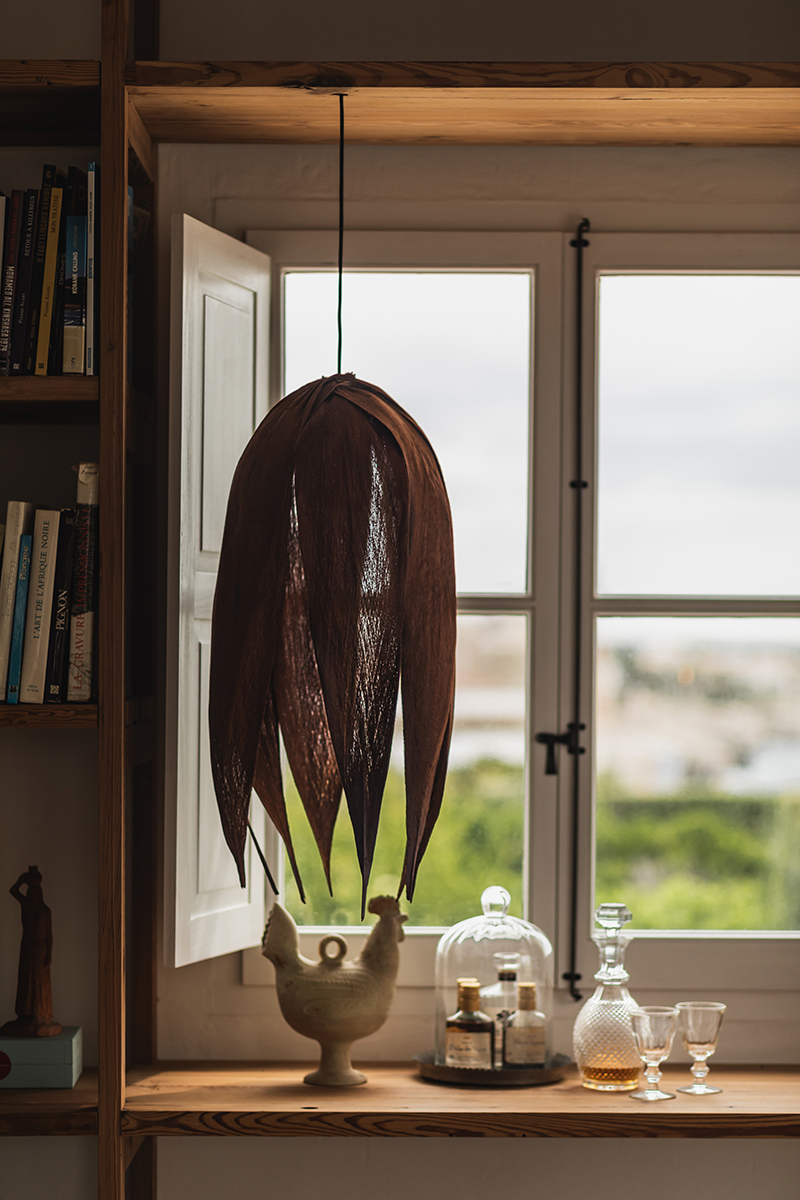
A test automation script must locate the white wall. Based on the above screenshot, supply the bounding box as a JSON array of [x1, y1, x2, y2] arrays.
[[158, 1136, 800, 1200], [160, 0, 800, 62], [2, 0, 799, 64]]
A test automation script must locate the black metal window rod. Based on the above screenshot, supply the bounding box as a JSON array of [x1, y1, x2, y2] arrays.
[[535, 217, 591, 1001]]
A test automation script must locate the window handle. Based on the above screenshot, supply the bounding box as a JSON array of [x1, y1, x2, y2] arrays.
[[535, 723, 586, 775]]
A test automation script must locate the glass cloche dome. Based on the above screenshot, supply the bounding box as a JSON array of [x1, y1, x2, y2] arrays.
[[434, 886, 554, 1066]]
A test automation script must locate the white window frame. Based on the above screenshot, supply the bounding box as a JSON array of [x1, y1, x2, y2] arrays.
[[240, 229, 800, 1031], [244, 229, 565, 981], [568, 233, 800, 998]]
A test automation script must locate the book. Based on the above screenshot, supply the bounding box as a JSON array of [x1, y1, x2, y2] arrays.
[[67, 463, 99, 701], [0, 500, 35, 695], [86, 163, 97, 375], [34, 185, 63, 375], [0, 194, 7, 268], [62, 217, 87, 373], [0, 189, 23, 374], [8, 189, 40, 376], [49, 166, 87, 376], [20, 509, 61, 703], [43, 509, 76, 703], [6, 534, 32, 703], [23, 164, 56, 375]]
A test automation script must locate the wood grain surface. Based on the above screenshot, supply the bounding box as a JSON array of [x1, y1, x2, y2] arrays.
[[126, 87, 800, 147], [127, 62, 800, 90], [122, 1063, 800, 1138], [98, 1, 130, 1196], [0, 703, 99, 727], [0, 1069, 98, 1135], [0, 377, 99, 402]]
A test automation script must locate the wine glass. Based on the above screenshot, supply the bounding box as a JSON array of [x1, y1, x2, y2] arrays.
[[629, 1006, 678, 1101], [675, 1001, 726, 1094]]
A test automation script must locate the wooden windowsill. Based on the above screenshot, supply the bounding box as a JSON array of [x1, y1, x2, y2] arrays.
[[123, 1062, 800, 1137], [0, 1069, 98, 1135]]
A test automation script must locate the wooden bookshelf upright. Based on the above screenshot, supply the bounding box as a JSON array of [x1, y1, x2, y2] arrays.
[[2, 6, 800, 1199]]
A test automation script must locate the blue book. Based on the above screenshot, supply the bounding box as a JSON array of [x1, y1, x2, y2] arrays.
[[62, 215, 87, 373], [6, 533, 32, 702]]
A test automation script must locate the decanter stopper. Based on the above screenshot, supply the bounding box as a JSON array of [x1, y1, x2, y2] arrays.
[[572, 902, 641, 1091]]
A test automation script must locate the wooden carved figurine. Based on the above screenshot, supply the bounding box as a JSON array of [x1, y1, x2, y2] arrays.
[[262, 895, 407, 1086], [1, 866, 62, 1038]]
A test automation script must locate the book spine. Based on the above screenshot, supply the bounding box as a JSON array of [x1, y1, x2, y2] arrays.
[[62, 216, 87, 373], [34, 187, 63, 376], [8, 190, 39, 376], [0, 501, 35, 695], [86, 164, 96, 374], [6, 535, 32, 703], [67, 464, 99, 701], [20, 510, 61, 702], [0, 190, 23, 375], [23, 165, 55, 375], [43, 510, 76, 703]]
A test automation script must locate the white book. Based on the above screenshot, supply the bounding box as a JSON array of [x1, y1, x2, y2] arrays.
[[86, 163, 96, 375], [0, 500, 34, 696], [19, 509, 61, 703]]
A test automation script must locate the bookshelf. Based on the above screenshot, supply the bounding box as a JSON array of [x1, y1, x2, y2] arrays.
[[1, 4, 799, 1196]]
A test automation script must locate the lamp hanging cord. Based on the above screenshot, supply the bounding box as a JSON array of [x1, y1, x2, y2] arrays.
[[337, 92, 345, 374], [248, 820, 279, 895]]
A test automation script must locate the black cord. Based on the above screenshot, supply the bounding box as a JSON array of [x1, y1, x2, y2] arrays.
[[563, 217, 591, 1002], [248, 820, 278, 895], [337, 92, 345, 375]]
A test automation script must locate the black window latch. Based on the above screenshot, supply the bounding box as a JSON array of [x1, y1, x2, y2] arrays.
[[534, 723, 586, 775]]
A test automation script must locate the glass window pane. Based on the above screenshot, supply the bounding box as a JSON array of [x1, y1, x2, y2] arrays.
[[595, 617, 800, 931], [597, 275, 800, 597], [284, 272, 531, 594], [283, 613, 527, 927]]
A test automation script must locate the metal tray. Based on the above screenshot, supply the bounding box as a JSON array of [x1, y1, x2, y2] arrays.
[[414, 1050, 570, 1087]]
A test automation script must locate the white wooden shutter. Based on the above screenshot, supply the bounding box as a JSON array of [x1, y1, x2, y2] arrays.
[[165, 214, 271, 967]]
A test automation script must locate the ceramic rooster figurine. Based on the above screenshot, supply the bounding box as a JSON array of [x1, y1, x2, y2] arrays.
[[262, 895, 407, 1086]]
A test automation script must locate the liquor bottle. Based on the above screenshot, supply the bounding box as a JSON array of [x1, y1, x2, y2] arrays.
[[502, 982, 547, 1068], [445, 980, 495, 1068], [572, 903, 641, 1091], [480, 953, 520, 1067]]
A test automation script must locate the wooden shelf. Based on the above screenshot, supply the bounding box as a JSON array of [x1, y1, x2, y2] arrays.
[[0, 62, 100, 146], [126, 61, 800, 147], [0, 1069, 98, 1135], [0, 377, 100, 424], [122, 1062, 800, 1138], [0, 703, 98, 728]]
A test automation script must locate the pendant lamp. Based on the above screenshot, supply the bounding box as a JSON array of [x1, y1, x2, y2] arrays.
[[209, 98, 457, 914]]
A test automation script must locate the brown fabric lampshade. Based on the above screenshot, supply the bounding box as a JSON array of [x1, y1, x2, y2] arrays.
[[209, 373, 456, 914]]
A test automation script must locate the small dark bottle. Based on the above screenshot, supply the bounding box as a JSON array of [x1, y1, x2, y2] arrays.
[[503, 981, 547, 1069], [445, 980, 495, 1068]]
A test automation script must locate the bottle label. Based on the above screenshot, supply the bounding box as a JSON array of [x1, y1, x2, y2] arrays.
[[445, 1029, 492, 1068], [504, 1026, 546, 1066]]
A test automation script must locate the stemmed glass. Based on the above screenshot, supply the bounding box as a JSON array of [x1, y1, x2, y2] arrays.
[[630, 1006, 678, 1101], [675, 1001, 726, 1094]]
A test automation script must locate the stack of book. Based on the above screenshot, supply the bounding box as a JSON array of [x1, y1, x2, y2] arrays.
[[0, 463, 99, 705], [0, 162, 98, 377]]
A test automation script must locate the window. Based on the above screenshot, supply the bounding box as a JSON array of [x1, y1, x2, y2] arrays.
[[239, 229, 800, 1008]]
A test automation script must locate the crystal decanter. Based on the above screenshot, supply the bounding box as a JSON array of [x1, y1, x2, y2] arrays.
[[572, 903, 641, 1091]]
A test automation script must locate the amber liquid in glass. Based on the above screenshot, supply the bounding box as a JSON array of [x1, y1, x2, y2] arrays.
[[581, 1064, 641, 1090]]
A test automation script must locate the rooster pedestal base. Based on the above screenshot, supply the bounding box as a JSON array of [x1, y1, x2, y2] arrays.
[[262, 897, 407, 1089]]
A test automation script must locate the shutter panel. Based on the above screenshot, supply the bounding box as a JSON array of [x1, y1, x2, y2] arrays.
[[165, 214, 271, 967]]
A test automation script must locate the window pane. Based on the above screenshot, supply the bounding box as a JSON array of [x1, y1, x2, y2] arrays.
[[597, 275, 800, 597], [284, 272, 531, 594], [283, 613, 527, 927], [595, 617, 800, 931]]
